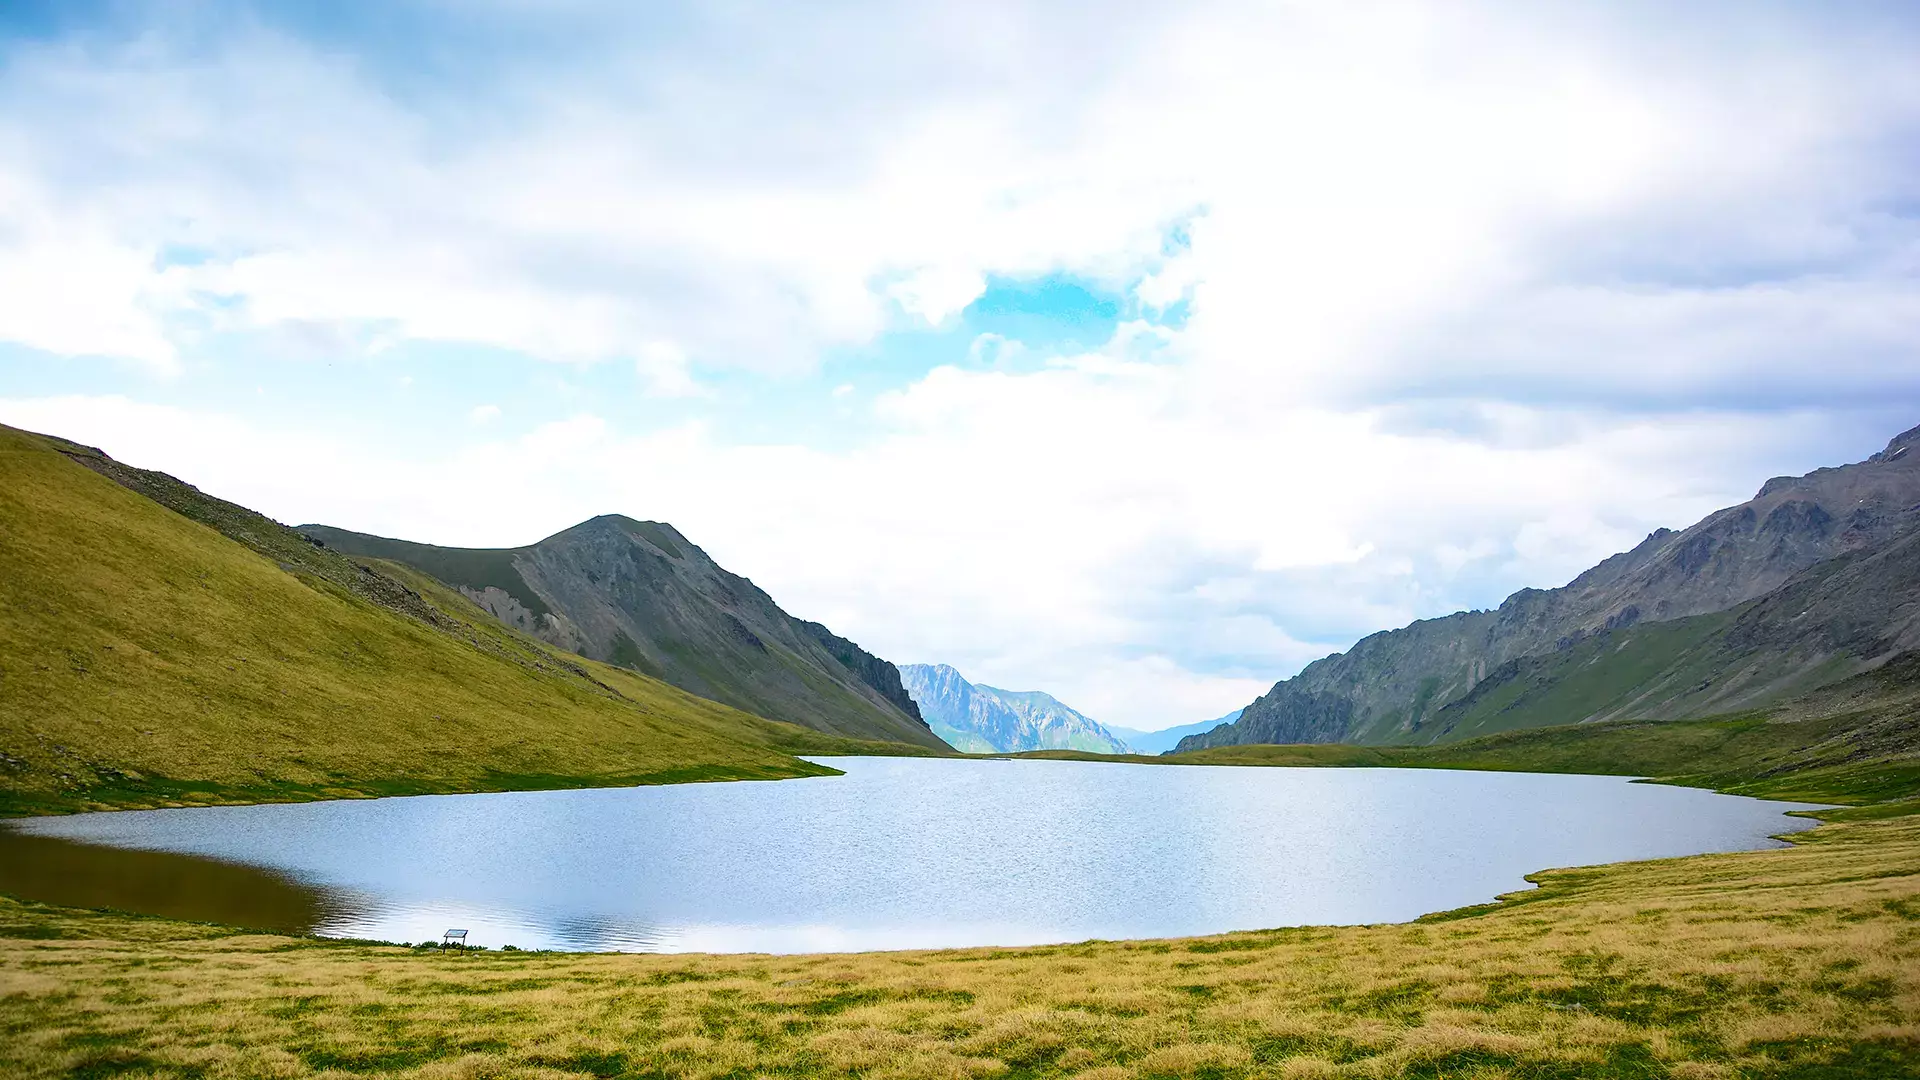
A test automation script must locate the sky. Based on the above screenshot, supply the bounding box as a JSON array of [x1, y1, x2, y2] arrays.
[[3, 1, 1918, 731]]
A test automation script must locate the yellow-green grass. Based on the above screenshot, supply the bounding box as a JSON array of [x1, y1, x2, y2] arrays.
[[0, 426, 930, 816], [2, 814, 1916, 1078]]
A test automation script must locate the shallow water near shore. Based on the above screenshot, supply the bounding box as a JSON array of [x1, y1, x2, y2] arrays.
[[5, 757, 1825, 952]]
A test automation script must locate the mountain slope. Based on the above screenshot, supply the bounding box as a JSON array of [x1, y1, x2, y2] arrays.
[[0, 424, 924, 815], [1173, 649, 1920, 809], [1184, 424, 1920, 751], [301, 520, 943, 749], [899, 664, 1130, 753], [1403, 519, 1920, 745], [1105, 712, 1242, 755]]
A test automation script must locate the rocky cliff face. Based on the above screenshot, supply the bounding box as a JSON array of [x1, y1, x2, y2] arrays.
[[302, 516, 943, 749], [899, 664, 1130, 754], [796, 620, 925, 724], [1180, 424, 1920, 751]]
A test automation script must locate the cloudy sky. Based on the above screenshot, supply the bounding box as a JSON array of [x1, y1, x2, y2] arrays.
[[3, 1, 1918, 730]]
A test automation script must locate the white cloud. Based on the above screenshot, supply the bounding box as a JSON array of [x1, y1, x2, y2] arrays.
[[964, 333, 1025, 369], [0, 178, 184, 373], [635, 342, 701, 398], [469, 404, 501, 424], [1, 2, 1913, 403], [2, 2, 1917, 726], [886, 267, 987, 326]]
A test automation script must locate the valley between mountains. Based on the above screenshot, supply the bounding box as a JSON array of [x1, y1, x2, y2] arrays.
[[4, 420, 1920, 1080], [5, 419, 1920, 811]]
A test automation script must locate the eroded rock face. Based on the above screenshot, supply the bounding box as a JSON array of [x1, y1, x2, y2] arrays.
[[300, 516, 942, 749], [460, 585, 588, 655], [1181, 425, 1920, 751]]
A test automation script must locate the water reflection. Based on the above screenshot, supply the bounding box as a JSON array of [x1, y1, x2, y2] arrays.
[[0, 826, 333, 935], [6, 758, 1826, 952], [308, 896, 675, 952]]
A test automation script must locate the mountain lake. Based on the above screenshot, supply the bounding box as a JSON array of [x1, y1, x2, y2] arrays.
[[0, 757, 1826, 953]]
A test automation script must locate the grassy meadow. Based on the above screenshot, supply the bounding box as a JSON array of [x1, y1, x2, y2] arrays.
[[0, 811, 1915, 1079]]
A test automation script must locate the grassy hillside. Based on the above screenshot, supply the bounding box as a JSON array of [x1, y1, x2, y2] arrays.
[[0, 424, 930, 816], [1008, 655, 1920, 818], [1160, 654, 1920, 812], [1400, 611, 1740, 743], [1403, 528, 1920, 748], [305, 520, 948, 749]]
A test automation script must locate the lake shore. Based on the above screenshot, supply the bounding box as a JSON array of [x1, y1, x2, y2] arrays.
[[5, 695, 1917, 1076], [3, 806, 1916, 1078], [4, 758, 1825, 953], [12, 675, 1913, 821]]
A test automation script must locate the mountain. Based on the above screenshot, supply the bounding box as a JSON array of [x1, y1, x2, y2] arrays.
[[899, 664, 1131, 753], [1181, 424, 1920, 752], [0, 424, 923, 815], [1175, 650, 1920, 807], [1408, 519, 1920, 744], [301, 520, 943, 750], [1105, 712, 1242, 755]]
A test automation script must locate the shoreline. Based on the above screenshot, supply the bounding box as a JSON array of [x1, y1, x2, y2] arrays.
[[5, 809, 1915, 1078], [0, 754, 1857, 957], [0, 807, 1864, 956]]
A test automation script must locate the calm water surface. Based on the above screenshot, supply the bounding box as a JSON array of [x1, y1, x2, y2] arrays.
[[8, 758, 1824, 952]]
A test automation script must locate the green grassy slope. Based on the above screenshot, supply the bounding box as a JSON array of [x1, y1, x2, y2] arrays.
[[1164, 652, 1920, 810], [0, 425, 926, 816], [1353, 525, 1920, 747], [1403, 611, 1741, 743]]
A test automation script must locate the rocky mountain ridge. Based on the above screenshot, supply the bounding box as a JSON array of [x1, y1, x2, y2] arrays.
[[302, 517, 942, 749], [1181, 424, 1920, 751]]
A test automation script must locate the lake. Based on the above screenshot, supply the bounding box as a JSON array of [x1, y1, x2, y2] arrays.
[[2, 757, 1825, 952]]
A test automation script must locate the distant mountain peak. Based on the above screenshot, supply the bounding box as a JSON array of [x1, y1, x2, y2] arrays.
[[1105, 711, 1243, 755], [559, 515, 691, 559], [899, 664, 1129, 755]]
